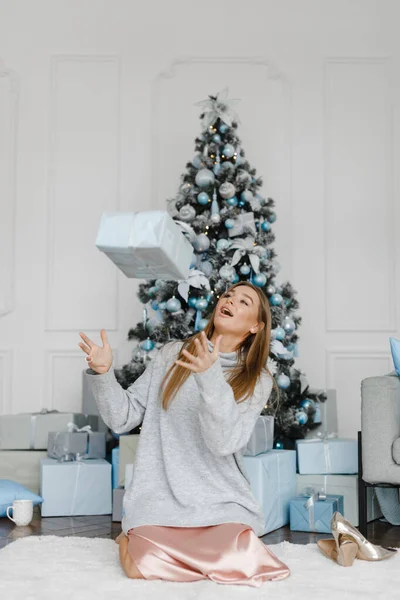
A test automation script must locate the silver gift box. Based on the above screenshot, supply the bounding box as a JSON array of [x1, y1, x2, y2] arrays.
[[243, 415, 274, 456], [96, 210, 193, 280], [0, 412, 98, 450], [47, 431, 106, 460]]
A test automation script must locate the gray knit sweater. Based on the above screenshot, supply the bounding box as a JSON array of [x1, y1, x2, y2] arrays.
[[86, 340, 273, 536]]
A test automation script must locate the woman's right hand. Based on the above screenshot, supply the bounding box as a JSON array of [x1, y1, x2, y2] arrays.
[[79, 329, 113, 374]]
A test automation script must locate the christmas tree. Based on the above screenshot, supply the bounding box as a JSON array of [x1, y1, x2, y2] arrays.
[[115, 89, 326, 449]]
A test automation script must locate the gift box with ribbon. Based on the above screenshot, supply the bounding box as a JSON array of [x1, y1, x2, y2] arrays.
[[40, 457, 112, 516], [242, 450, 297, 535], [290, 488, 344, 533], [0, 411, 98, 450], [96, 210, 193, 280], [296, 435, 358, 475], [243, 415, 274, 456], [47, 423, 106, 461], [296, 474, 383, 526]]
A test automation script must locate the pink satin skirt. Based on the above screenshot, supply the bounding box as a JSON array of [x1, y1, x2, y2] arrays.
[[127, 523, 290, 587]]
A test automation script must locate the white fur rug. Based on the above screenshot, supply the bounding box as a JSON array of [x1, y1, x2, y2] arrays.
[[0, 536, 399, 599]]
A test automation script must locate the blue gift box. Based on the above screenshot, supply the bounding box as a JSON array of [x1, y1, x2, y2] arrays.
[[296, 438, 358, 475], [290, 492, 344, 533], [242, 450, 297, 535], [111, 446, 120, 489], [40, 458, 112, 516]]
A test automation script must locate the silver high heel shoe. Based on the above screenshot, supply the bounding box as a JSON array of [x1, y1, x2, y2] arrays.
[[331, 511, 398, 562]]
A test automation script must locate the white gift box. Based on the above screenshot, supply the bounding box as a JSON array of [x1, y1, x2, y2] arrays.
[[125, 463, 134, 489], [243, 416, 274, 456], [0, 412, 98, 450], [112, 487, 124, 522], [96, 211, 193, 280], [118, 434, 140, 487], [296, 474, 383, 526], [40, 458, 112, 517], [0, 450, 47, 494]]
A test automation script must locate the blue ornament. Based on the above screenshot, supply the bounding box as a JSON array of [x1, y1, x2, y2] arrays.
[[252, 273, 267, 287], [222, 143, 235, 158], [241, 190, 253, 203], [212, 134, 221, 143], [232, 273, 239, 284], [140, 338, 155, 351], [188, 297, 198, 308], [198, 318, 209, 331], [190, 253, 198, 269], [196, 297, 209, 310], [198, 260, 213, 277], [270, 293, 283, 306], [238, 199, 246, 207], [159, 301, 167, 310], [277, 374, 291, 389], [219, 123, 228, 134], [269, 212, 277, 223], [221, 161, 234, 172], [261, 221, 271, 232], [213, 163, 221, 176], [166, 297, 181, 313], [197, 192, 209, 205], [295, 409, 308, 425], [285, 299, 291, 307], [272, 327, 285, 341], [151, 300, 159, 310], [148, 286, 158, 297], [224, 218, 235, 229], [192, 154, 204, 169], [216, 238, 230, 252], [283, 317, 296, 335], [226, 196, 238, 207], [274, 439, 284, 450], [235, 153, 241, 166], [300, 398, 316, 411], [240, 263, 251, 275], [195, 168, 215, 189]]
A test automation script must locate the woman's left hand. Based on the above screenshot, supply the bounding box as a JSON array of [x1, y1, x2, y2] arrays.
[[175, 331, 223, 373]]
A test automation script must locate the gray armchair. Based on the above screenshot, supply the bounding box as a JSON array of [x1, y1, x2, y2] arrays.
[[359, 373, 400, 535]]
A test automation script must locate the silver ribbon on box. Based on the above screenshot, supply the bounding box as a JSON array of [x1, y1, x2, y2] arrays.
[[50, 423, 93, 462], [301, 487, 327, 531], [29, 409, 59, 450], [298, 431, 338, 474]]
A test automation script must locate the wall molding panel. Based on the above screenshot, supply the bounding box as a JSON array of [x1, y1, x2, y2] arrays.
[[0, 59, 19, 318], [324, 57, 396, 332], [45, 55, 121, 332], [0, 350, 13, 414]]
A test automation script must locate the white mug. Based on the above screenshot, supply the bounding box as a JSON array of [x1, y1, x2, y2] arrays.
[[6, 499, 33, 526]]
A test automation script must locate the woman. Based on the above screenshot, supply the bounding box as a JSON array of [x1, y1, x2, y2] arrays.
[[79, 282, 290, 587]]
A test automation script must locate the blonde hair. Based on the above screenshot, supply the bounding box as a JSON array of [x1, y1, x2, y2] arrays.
[[161, 282, 275, 409]]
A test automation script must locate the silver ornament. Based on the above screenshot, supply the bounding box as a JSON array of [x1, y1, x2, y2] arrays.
[[193, 233, 210, 253], [195, 168, 215, 189], [267, 285, 276, 295], [219, 182, 236, 199], [179, 205, 196, 222], [210, 213, 221, 224], [219, 264, 235, 281]]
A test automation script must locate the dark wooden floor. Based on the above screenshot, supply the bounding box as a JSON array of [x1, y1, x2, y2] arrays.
[[0, 508, 399, 550]]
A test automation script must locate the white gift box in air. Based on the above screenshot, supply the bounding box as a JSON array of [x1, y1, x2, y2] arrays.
[[96, 211, 193, 280]]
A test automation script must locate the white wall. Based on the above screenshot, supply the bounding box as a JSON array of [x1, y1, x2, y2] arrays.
[[0, 0, 399, 438]]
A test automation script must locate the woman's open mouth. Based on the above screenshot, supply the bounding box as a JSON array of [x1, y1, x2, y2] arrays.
[[219, 306, 234, 318]]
